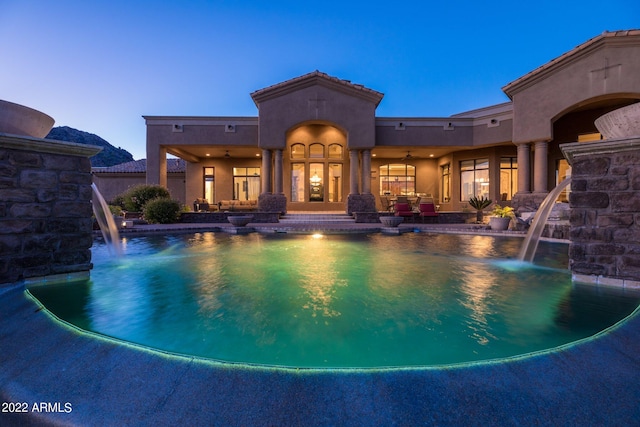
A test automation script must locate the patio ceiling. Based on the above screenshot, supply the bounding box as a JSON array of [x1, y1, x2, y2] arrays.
[[165, 145, 491, 163]]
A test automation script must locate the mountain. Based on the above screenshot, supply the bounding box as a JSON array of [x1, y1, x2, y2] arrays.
[[46, 126, 135, 167]]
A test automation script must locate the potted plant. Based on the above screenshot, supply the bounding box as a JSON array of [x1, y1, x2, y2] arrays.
[[489, 205, 515, 230], [468, 196, 492, 223]]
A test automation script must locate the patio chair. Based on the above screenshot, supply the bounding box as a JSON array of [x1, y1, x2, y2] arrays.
[[394, 202, 414, 222], [419, 202, 439, 223], [409, 196, 421, 211], [380, 196, 393, 212]]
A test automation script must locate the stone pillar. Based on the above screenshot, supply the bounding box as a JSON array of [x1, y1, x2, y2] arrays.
[[346, 149, 376, 214], [361, 149, 371, 194], [258, 149, 286, 213], [561, 137, 640, 285], [261, 149, 272, 194], [533, 141, 548, 193], [349, 149, 359, 195], [0, 134, 101, 286], [274, 149, 283, 194], [516, 143, 531, 193]]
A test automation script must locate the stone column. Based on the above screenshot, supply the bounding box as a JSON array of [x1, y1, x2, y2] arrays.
[[146, 146, 167, 187], [361, 149, 371, 194], [261, 149, 272, 194], [274, 149, 283, 194], [516, 143, 531, 193], [349, 149, 360, 195], [533, 141, 548, 193]]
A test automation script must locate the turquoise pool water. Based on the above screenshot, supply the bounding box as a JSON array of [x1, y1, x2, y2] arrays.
[[30, 232, 640, 368]]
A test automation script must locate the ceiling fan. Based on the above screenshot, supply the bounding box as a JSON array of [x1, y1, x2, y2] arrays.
[[401, 151, 418, 161]]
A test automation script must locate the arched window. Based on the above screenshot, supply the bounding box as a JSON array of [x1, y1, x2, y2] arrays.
[[289, 142, 344, 203], [379, 164, 416, 195], [309, 143, 324, 158], [328, 144, 343, 159], [291, 143, 305, 159]]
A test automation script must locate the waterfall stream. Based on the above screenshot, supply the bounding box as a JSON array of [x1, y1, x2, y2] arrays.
[[91, 183, 123, 256], [518, 177, 571, 262]]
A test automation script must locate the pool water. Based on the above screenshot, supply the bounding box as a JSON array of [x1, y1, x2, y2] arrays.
[[30, 232, 640, 368]]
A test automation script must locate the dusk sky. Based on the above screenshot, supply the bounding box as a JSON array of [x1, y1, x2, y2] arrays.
[[1, 0, 638, 160]]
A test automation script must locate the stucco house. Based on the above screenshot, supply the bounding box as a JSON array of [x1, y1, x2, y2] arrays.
[[92, 158, 186, 204], [134, 30, 640, 214]]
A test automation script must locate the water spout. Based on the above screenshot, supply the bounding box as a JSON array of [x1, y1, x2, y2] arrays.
[[91, 183, 123, 256], [518, 177, 571, 262]]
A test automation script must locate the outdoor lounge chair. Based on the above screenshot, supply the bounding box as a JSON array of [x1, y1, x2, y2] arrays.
[[419, 202, 438, 223], [394, 202, 414, 222]]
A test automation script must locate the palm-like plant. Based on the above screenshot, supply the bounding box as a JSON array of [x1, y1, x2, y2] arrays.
[[468, 196, 492, 222]]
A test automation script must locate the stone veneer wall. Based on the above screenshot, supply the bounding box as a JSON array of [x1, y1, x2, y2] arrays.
[[0, 134, 101, 287], [562, 138, 640, 283]]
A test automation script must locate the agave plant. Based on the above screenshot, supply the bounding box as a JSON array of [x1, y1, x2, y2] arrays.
[[468, 196, 492, 222]]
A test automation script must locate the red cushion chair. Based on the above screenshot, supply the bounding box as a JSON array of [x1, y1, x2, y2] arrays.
[[419, 202, 438, 223], [394, 202, 414, 221]]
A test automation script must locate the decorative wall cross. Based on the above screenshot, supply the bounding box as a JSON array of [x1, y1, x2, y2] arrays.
[[309, 96, 325, 109], [308, 96, 326, 117], [590, 57, 622, 79]]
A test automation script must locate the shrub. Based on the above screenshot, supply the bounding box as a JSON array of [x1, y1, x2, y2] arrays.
[[491, 205, 515, 218], [120, 184, 171, 212], [143, 198, 181, 224], [110, 194, 125, 209], [468, 196, 492, 211], [109, 205, 123, 217]]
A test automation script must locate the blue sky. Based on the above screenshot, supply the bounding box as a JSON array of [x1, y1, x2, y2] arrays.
[[1, 0, 638, 160]]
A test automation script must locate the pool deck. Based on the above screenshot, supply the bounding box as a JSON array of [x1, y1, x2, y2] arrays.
[[3, 222, 640, 426]]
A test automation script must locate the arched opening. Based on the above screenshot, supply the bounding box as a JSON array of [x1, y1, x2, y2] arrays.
[[285, 123, 347, 211], [550, 96, 640, 194]]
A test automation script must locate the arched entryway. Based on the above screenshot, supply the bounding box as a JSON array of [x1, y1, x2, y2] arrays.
[[551, 97, 640, 192], [285, 123, 347, 211]]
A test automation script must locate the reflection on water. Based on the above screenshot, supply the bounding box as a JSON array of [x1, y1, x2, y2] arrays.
[[30, 232, 640, 368]]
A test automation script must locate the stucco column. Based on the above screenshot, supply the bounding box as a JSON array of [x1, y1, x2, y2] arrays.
[[349, 149, 360, 195], [361, 149, 371, 194], [274, 149, 283, 194], [261, 149, 272, 194], [533, 141, 548, 193], [146, 145, 167, 187], [516, 143, 531, 193]]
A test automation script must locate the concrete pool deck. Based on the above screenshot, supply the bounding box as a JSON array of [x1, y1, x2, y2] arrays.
[[3, 222, 639, 425]]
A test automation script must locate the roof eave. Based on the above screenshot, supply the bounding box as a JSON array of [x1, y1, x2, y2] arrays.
[[502, 30, 640, 98], [251, 71, 384, 107]]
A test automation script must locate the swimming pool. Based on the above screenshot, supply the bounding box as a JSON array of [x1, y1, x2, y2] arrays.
[[30, 232, 640, 368]]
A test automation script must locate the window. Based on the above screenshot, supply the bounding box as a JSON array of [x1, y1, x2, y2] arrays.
[[499, 157, 517, 201], [291, 144, 305, 159], [379, 164, 416, 196], [309, 143, 324, 158], [460, 159, 489, 201], [289, 142, 344, 203], [328, 163, 343, 202], [203, 167, 215, 203], [309, 163, 324, 201], [232, 167, 260, 200], [328, 144, 343, 159], [291, 163, 305, 202], [578, 133, 602, 142], [556, 159, 571, 202], [441, 164, 450, 202]]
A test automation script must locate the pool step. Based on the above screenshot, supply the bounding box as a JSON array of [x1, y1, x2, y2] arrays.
[[278, 214, 356, 224]]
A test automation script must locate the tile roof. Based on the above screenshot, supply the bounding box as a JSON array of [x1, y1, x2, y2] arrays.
[[251, 70, 384, 106], [92, 158, 186, 174], [503, 29, 640, 97]]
